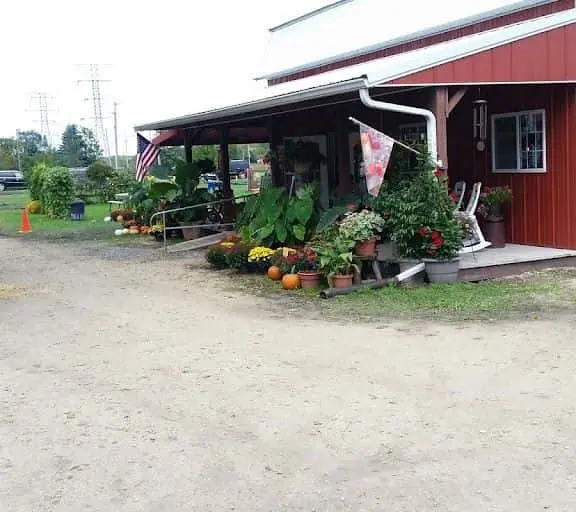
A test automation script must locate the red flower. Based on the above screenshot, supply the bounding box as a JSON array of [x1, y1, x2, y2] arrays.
[[433, 169, 444, 178], [431, 231, 440, 240], [435, 238, 444, 247], [419, 227, 427, 236], [450, 192, 459, 201]]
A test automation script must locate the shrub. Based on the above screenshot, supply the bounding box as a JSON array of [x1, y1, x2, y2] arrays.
[[205, 244, 231, 269], [86, 161, 114, 186], [386, 165, 462, 260], [26, 200, 42, 214], [29, 163, 49, 201], [224, 241, 251, 270], [40, 166, 75, 218]]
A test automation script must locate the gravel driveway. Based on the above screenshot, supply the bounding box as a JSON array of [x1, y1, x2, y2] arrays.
[[1, 236, 576, 511]]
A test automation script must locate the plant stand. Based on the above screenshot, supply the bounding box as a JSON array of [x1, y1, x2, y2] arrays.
[[353, 255, 383, 284]]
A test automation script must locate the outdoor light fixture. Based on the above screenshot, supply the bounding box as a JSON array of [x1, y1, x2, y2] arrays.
[[473, 98, 488, 151]]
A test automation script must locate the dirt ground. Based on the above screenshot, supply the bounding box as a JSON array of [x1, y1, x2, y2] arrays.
[[2, 236, 576, 512]]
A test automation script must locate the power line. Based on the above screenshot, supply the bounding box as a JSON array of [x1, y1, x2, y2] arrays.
[[29, 92, 55, 147], [78, 64, 111, 159]]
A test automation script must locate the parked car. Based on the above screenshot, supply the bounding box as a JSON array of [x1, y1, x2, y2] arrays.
[[0, 170, 26, 191], [228, 160, 250, 178]]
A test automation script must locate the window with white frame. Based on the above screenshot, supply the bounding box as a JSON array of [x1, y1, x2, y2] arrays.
[[491, 109, 546, 172]]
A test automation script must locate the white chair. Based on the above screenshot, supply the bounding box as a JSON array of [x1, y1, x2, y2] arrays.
[[452, 181, 466, 211], [458, 182, 491, 254]]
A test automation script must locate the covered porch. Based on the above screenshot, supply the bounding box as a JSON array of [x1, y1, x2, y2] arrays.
[[135, 8, 576, 275]]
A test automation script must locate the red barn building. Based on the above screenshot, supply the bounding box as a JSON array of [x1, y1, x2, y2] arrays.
[[136, 0, 576, 250]]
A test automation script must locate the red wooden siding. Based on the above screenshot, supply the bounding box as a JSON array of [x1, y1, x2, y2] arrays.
[[390, 23, 576, 85], [268, 0, 574, 86], [448, 85, 576, 249]]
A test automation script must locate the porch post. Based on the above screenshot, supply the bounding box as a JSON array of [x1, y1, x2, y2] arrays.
[[268, 123, 282, 187], [431, 87, 449, 169], [219, 126, 234, 223], [183, 130, 193, 164], [336, 124, 352, 196]]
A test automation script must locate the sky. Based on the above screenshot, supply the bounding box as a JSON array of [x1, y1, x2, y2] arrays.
[[0, 0, 331, 154]]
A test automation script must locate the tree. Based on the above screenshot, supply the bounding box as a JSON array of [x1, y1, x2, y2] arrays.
[[0, 138, 18, 170], [86, 160, 114, 186], [57, 125, 102, 167], [16, 130, 47, 155]]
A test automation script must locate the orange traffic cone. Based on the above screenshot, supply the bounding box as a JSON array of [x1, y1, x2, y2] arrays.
[[19, 208, 32, 233]]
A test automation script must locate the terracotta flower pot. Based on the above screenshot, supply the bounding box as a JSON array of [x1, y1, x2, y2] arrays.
[[297, 271, 321, 289], [332, 274, 354, 288], [355, 238, 377, 257]]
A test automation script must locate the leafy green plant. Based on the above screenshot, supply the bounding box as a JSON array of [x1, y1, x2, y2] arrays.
[[224, 241, 251, 270], [40, 166, 75, 218], [205, 244, 230, 269], [236, 185, 318, 246], [385, 163, 463, 260], [86, 160, 114, 186], [29, 162, 48, 201], [313, 237, 358, 278], [339, 209, 385, 242]]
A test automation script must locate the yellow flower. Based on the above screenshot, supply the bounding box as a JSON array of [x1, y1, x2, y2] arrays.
[[248, 246, 274, 262], [220, 242, 235, 248]]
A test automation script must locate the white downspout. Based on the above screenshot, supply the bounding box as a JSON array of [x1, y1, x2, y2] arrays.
[[359, 87, 438, 165]]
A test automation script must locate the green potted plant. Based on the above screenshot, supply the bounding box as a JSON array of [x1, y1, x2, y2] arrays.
[[338, 209, 386, 257], [477, 185, 513, 248], [295, 247, 321, 289], [313, 237, 358, 288], [385, 165, 462, 283]]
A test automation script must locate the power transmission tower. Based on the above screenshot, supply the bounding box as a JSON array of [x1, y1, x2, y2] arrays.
[[78, 64, 111, 160], [29, 92, 54, 147]]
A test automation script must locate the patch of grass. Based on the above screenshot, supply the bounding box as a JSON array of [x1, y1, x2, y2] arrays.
[[0, 190, 30, 209], [0, 203, 112, 239], [227, 269, 576, 322]]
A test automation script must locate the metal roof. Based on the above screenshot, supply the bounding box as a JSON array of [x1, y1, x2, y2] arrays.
[[135, 9, 576, 132], [258, 0, 562, 80]]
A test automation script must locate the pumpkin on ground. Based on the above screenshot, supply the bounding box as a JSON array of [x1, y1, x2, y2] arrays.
[[282, 273, 300, 290], [267, 265, 282, 281]]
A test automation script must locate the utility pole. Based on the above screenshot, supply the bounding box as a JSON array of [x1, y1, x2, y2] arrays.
[[113, 102, 119, 169], [29, 92, 54, 147], [77, 64, 111, 160]]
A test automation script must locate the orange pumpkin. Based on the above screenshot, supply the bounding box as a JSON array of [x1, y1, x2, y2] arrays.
[[282, 273, 300, 290], [267, 265, 282, 281]]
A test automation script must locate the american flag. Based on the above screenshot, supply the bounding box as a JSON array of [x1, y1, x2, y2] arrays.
[[136, 133, 160, 182]]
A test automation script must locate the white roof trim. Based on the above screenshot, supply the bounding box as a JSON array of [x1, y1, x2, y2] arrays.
[[257, 0, 560, 80], [135, 9, 576, 132], [269, 0, 352, 33]]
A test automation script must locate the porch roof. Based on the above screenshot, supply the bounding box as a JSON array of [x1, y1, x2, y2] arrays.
[[135, 8, 576, 133]]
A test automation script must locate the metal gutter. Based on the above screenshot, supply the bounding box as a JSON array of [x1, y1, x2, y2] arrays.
[[359, 88, 438, 163], [134, 78, 367, 131], [256, 0, 560, 81]]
